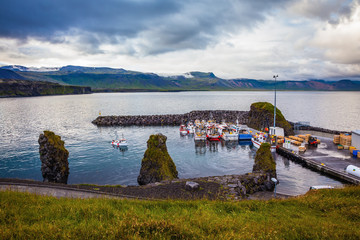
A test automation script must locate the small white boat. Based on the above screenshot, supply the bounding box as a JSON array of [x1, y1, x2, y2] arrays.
[[251, 133, 276, 152], [187, 122, 195, 134], [194, 126, 207, 141], [111, 134, 128, 147], [218, 124, 238, 141], [180, 124, 188, 135]]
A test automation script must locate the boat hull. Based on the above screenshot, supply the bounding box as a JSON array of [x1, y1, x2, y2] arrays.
[[221, 134, 238, 141], [207, 135, 221, 141], [239, 134, 252, 141]]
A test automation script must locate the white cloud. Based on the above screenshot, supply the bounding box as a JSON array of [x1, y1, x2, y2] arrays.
[[0, 0, 359, 80]]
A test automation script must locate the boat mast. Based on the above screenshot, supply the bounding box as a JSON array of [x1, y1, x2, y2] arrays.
[[273, 75, 278, 130]]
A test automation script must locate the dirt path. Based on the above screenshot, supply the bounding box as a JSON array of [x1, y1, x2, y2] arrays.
[[0, 178, 293, 200]]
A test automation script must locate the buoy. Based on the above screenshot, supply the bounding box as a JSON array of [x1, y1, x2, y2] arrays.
[[345, 165, 360, 178]]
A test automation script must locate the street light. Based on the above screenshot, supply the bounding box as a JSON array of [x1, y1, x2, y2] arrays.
[[273, 75, 278, 129]]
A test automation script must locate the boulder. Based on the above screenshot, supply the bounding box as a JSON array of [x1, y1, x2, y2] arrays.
[[137, 134, 178, 185], [247, 102, 294, 136], [185, 181, 200, 191], [38, 131, 69, 184]]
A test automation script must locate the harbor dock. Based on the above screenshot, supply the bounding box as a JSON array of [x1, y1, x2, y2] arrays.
[[277, 136, 360, 185]]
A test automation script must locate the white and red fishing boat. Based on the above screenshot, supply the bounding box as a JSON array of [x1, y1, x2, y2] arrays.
[[206, 125, 221, 141], [187, 122, 195, 134], [180, 124, 188, 135], [251, 132, 276, 152], [111, 134, 128, 147], [218, 124, 238, 141], [194, 126, 207, 141]]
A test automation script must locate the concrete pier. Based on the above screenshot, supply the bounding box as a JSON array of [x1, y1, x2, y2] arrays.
[[276, 137, 360, 185]]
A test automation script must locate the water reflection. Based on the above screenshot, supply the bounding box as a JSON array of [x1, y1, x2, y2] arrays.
[[220, 140, 238, 150], [194, 141, 206, 155], [207, 141, 219, 152]]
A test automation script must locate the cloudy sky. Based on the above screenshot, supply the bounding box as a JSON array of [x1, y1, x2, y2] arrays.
[[0, 0, 359, 80]]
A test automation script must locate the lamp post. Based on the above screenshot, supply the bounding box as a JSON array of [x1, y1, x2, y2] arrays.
[[273, 75, 278, 129]]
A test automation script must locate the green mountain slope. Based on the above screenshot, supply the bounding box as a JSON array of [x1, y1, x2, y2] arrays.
[[1, 65, 360, 91]]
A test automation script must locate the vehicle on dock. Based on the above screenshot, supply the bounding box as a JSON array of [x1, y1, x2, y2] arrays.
[[308, 136, 320, 147], [180, 124, 188, 135]]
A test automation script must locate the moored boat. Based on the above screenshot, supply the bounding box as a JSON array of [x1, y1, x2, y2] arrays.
[[187, 122, 195, 134], [194, 126, 207, 141], [180, 124, 188, 135], [206, 125, 221, 141], [112, 134, 128, 147], [218, 124, 238, 141], [251, 132, 276, 152]]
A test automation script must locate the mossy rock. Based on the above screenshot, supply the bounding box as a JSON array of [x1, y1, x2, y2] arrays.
[[248, 102, 294, 136], [252, 142, 276, 178], [138, 134, 178, 185], [38, 131, 69, 184]]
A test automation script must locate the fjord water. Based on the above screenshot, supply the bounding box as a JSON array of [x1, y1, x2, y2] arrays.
[[1, 91, 359, 195]]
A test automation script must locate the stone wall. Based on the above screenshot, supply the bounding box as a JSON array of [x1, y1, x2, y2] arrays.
[[92, 110, 249, 126]]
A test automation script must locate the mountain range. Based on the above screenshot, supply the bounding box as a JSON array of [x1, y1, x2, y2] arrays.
[[1, 65, 360, 91]]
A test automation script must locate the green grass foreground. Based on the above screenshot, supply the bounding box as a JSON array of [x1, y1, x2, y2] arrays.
[[1, 186, 360, 239]]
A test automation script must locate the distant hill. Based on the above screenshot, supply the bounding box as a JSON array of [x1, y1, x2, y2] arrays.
[[0, 69, 25, 80], [1, 65, 360, 91], [0, 79, 91, 97]]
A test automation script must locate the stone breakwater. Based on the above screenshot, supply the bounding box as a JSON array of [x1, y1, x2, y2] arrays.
[[92, 110, 249, 126], [289, 122, 351, 135]]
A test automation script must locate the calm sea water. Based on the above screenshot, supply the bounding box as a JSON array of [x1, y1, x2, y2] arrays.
[[1, 91, 359, 195]]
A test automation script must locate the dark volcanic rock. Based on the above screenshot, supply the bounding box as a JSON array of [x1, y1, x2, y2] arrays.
[[247, 102, 294, 136], [252, 142, 276, 191], [137, 134, 178, 185], [38, 131, 69, 184], [92, 110, 249, 126]]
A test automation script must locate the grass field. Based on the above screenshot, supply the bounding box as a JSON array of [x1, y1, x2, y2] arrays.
[[1, 186, 360, 239]]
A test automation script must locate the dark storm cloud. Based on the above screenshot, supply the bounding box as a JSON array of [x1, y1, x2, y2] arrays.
[[0, 0, 292, 55]]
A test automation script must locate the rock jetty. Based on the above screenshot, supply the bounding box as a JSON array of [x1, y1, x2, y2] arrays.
[[92, 110, 249, 126], [38, 131, 69, 184], [289, 121, 351, 135], [137, 134, 178, 185]]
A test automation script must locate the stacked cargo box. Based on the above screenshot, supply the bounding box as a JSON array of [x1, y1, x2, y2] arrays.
[[340, 134, 352, 146]]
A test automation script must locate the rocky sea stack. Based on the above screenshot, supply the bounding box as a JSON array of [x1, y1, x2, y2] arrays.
[[247, 102, 294, 136], [137, 134, 178, 185], [252, 142, 276, 190], [38, 131, 69, 184]]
